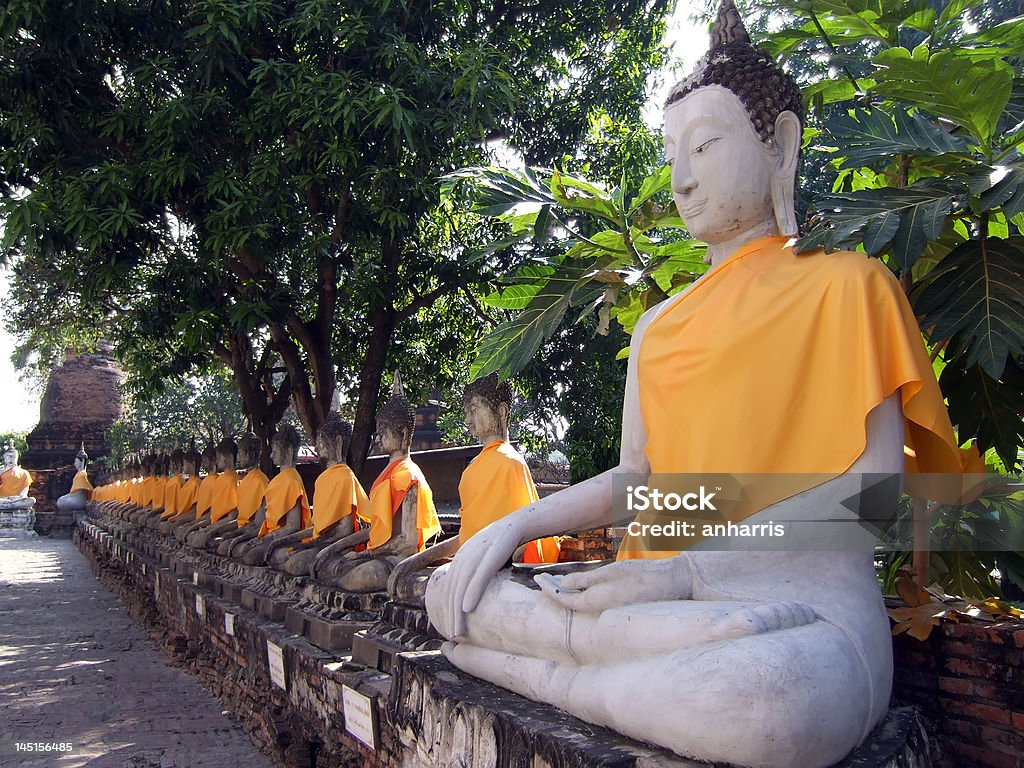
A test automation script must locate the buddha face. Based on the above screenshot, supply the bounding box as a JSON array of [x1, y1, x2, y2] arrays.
[[3, 449, 18, 467], [75, 456, 85, 472], [377, 424, 407, 455], [464, 395, 502, 442], [664, 86, 780, 244]]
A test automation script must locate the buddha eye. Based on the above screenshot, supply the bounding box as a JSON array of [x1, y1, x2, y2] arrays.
[[692, 137, 720, 155]]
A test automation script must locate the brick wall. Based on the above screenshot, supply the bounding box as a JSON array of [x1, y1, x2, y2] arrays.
[[892, 621, 1024, 768]]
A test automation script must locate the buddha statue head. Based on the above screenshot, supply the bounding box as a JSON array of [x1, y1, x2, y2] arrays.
[[75, 443, 89, 472], [237, 432, 262, 470], [463, 374, 513, 444], [270, 424, 300, 469], [216, 437, 237, 473], [169, 448, 185, 476], [200, 443, 218, 474], [376, 371, 415, 456], [2, 444, 18, 470], [664, 0, 803, 251], [317, 412, 352, 466], [183, 441, 201, 477]]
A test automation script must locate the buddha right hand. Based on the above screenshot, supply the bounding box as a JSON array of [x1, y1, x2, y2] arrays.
[[436, 517, 523, 640], [535, 557, 693, 614]]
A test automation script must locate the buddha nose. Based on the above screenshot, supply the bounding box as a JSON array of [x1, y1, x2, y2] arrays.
[[671, 161, 697, 195]]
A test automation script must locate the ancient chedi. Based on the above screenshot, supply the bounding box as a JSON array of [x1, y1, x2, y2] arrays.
[[25, 346, 124, 469]]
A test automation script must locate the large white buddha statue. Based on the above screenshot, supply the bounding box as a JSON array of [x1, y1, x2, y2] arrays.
[[0, 444, 35, 511], [425, 3, 970, 766]]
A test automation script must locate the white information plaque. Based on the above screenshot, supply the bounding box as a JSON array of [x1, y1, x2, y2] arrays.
[[195, 594, 205, 617], [342, 685, 378, 749], [224, 613, 235, 637], [267, 641, 286, 690], [193, 572, 199, 585]]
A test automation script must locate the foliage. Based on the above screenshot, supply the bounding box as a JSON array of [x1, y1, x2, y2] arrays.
[[0, 0, 672, 473], [105, 370, 247, 467], [0, 431, 29, 455], [769, 0, 1024, 468]]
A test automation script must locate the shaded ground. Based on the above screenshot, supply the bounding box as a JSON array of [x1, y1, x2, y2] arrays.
[[0, 536, 275, 768]]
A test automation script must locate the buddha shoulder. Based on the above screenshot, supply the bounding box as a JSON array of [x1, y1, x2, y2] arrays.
[[798, 248, 900, 292]]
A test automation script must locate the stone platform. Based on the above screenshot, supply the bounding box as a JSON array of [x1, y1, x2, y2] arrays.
[[76, 512, 935, 768]]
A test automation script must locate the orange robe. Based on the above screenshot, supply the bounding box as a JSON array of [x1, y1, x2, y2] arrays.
[[363, 457, 441, 551], [0, 466, 31, 497], [163, 475, 183, 517], [194, 473, 219, 520], [166, 476, 200, 520], [619, 235, 973, 559], [458, 440, 560, 563], [209, 470, 239, 523], [151, 476, 167, 510], [305, 464, 370, 542], [235, 468, 270, 527], [257, 467, 310, 537], [69, 470, 93, 497]]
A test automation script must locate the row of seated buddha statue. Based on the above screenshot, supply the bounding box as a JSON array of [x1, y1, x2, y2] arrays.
[[88, 371, 560, 595]]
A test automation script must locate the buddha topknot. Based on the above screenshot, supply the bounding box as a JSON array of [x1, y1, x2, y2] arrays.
[[464, 373, 514, 412], [665, 0, 804, 143], [377, 371, 416, 436], [273, 424, 301, 455], [318, 411, 353, 444]]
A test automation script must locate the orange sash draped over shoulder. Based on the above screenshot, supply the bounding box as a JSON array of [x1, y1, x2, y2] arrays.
[[0, 466, 31, 497], [306, 463, 369, 542], [166, 476, 200, 520], [194, 473, 219, 520], [235, 468, 269, 527], [365, 457, 441, 551], [209, 470, 239, 523], [151, 476, 167, 510], [70, 470, 93, 496], [163, 474, 182, 516], [457, 440, 560, 563], [258, 467, 310, 537], [619, 235, 970, 560]]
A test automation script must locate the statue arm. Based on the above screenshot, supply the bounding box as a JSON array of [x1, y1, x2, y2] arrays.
[[388, 535, 460, 596]]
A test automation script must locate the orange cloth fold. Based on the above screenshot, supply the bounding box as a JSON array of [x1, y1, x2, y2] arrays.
[[70, 470, 93, 496], [258, 467, 310, 537], [457, 440, 560, 563], [209, 470, 239, 524], [305, 463, 369, 542], [163, 474, 182, 516], [619, 236, 969, 560], [365, 457, 441, 551], [194, 473, 219, 520], [235, 468, 269, 527], [151, 476, 167, 510], [166, 476, 200, 520], [0, 466, 31, 497]]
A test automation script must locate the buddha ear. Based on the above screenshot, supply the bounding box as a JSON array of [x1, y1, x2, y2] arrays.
[[771, 110, 801, 237], [497, 402, 510, 429]]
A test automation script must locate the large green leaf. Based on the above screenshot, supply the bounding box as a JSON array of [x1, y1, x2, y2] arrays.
[[442, 166, 555, 217], [798, 180, 957, 268], [827, 106, 968, 169], [939, 359, 1024, 470], [872, 48, 1014, 146], [915, 236, 1024, 379], [470, 264, 601, 379], [968, 156, 1024, 218]]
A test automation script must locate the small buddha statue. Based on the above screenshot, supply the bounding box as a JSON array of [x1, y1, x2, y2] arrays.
[[185, 438, 240, 548], [387, 375, 559, 596], [310, 372, 441, 593], [0, 444, 35, 511], [129, 453, 168, 524], [141, 449, 184, 528], [267, 411, 370, 574], [56, 444, 92, 513], [424, 3, 973, 765], [213, 433, 270, 555], [231, 425, 310, 564], [158, 444, 202, 534], [172, 443, 219, 541]]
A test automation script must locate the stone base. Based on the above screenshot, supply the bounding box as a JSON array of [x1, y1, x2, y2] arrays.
[[0, 507, 37, 537], [77, 512, 936, 768]]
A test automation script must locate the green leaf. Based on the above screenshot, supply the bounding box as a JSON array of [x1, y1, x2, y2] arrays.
[[549, 169, 620, 222], [802, 77, 876, 108], [872, 48, 1014, 146], [826, 107, 967, 170], [798, 180, 957, 268], [939, 360, 1024, 470], [968, 158, 1024, 218], [936, 0, 982, 31], [915, 236, 1024, 379], [627, 164, 671, 216]]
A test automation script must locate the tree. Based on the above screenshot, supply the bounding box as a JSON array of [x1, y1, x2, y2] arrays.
[[1, 0, 672, 473]]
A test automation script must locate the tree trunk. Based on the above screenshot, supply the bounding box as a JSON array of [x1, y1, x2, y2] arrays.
[[348, 307, 396, 475]]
